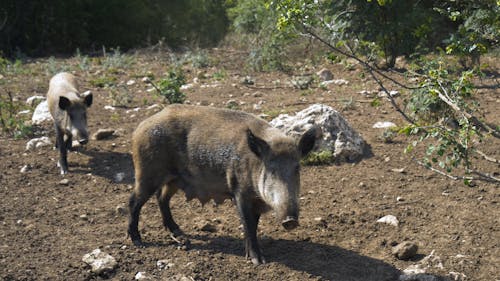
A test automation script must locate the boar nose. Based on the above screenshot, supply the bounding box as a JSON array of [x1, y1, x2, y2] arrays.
[[78, 138, 88, 145], [282, 216, 299, 230]]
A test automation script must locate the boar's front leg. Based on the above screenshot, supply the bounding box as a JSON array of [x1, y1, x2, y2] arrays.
[[55, 125, 68, 175], [235, 193, 265, 265]]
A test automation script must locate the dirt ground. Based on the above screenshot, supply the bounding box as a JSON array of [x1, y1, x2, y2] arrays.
[[0, 48, 498, 281]]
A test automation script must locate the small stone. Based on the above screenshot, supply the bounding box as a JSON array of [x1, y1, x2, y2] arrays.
[[384, 157, 391, 162], [82, 249, 117, 274], [253, 104, 262, 110], [226, 99, 238, 107], [396, 196, 405, 202], [92, 128, 115, 140], [126, 79, 136, 86], [157, 259, 174, 270], [448, 271, 466, 281], [142, 77, 151, 83], [116, 204, 127, 216], [373, 121, 397, 129], [20, 165, 31, 173], [392, 241, 418, 260], [114, 172, 125, 183], [80, 214, 88, 221], [359, 182, 366, 187], [391, 167, 406, 173], [26, 137, 52, 151], [59, 179, 69, 186], [104, 105, 116, 111], [240, 76, 254, 85], [135, 271, 154, 280], [377, 215, 399, 226], [316, 68, 333, 81], [252, 92, 263, 98]]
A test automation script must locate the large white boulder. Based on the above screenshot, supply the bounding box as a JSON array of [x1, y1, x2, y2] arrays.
[[270, 104, 366, 161], [32, 100, 52, 125]]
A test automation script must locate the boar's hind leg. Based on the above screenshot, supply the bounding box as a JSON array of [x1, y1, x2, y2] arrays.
[[157, 183, 182, 235], [128, 176, 165, 246], [235, 194, 266, 265]]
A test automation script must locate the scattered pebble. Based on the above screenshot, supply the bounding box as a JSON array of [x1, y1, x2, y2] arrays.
[[157, 259, 175, 270], [373, 121, 397, 129], [317, 68, 333, 81], [396, 196, 405, 202], [20, 165, 31, 173], [126, 79, 136, 86], [391, 167, 406, 173], [114, 172, 125, 183], [392, 241, 418, 260], [135, 271, 154, 280], [26, 137, 53, 151], [59, 179, 70, 186], [92, 128, 115, 140], [116, 204, 127, 216], [200, 223, 217, 233], [377, 215, 399, 226], [82, 249, 117, 274], [104, 105, 116, 111]]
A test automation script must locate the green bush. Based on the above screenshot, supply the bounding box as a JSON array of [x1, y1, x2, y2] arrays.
[[152, 69, 186, 104], [0, 92, 33, 139]]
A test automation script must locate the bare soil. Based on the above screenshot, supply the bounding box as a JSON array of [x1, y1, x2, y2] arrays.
[[0, 48, 498, 281]]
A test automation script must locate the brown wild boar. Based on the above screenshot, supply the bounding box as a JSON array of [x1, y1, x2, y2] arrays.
[[128, 104, 319, 265], [47, 72, 92, 174]]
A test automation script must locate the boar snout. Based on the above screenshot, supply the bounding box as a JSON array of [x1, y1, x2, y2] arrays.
[[282, 216, 299, 230]]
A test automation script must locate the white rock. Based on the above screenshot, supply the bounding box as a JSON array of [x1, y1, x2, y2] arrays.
[[270, 104, 365, 161], [448, 271, 466, 281], [126, 79, 136, 86], [253, 104, 262, 110], [377, 215, 399, 226], [146, 87, 155, 93], [399, 273, 439, 281], [20, 165, 31, 173], [26, 95, 46, 106], [135, 271, 154, 280], [104, 105, 116, 111], [141, 77, 151, 83], [180, 83, 194, 90], [378, 90, 400, 98], [114, 172, 125, 182], [32, 101, 52, 125], [126, 107, 141, 114], [82, 249, 117, 274], [157, 259, 175, 270], [373, 121, 397, 129], [26, 137, 52, 151]]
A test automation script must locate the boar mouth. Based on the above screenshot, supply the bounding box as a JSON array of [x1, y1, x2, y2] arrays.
[[282, 216, 299, 230]]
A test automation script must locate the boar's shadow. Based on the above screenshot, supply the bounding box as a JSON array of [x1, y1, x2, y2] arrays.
[[187, 235, 446, 281], [80, 149, 134, 184]]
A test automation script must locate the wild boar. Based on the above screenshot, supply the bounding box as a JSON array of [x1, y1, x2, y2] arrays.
[[47, 72, 92, 174], [128, 104, 319, 264]]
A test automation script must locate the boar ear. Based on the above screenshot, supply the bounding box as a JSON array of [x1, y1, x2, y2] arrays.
[[247, 129, 270, 158], [298, 126, 319, 157], [59, 96, 71, 110], [83, 91, 93, 107]]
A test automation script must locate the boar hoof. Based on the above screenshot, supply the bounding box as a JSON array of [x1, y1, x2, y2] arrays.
[[282, 216, 299, 230], [170, 232, 190, 250], [250, 256, 266, 265], [131, 238, 145, 247]]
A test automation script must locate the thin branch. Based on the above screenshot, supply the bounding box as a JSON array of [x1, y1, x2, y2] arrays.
[[301, 25, 422, 90], [436, 81, 500, 138], [475, 149, 500, 164], [413, 158, 500, 183]]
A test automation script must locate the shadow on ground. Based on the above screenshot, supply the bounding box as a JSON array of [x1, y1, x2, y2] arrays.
[[83, 148, 135, 184], [187, 235, 402, 281]]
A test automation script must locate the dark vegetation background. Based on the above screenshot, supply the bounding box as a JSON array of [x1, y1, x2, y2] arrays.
[[1, 0, 498, 65]]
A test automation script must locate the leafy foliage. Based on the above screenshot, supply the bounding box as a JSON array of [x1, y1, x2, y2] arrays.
[[0, 91, 33, 139], [151, 69, 187, 104]]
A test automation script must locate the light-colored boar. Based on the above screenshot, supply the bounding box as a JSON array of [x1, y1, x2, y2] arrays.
[[128, 104, 319, 265], [47, 72, 92, 174]]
